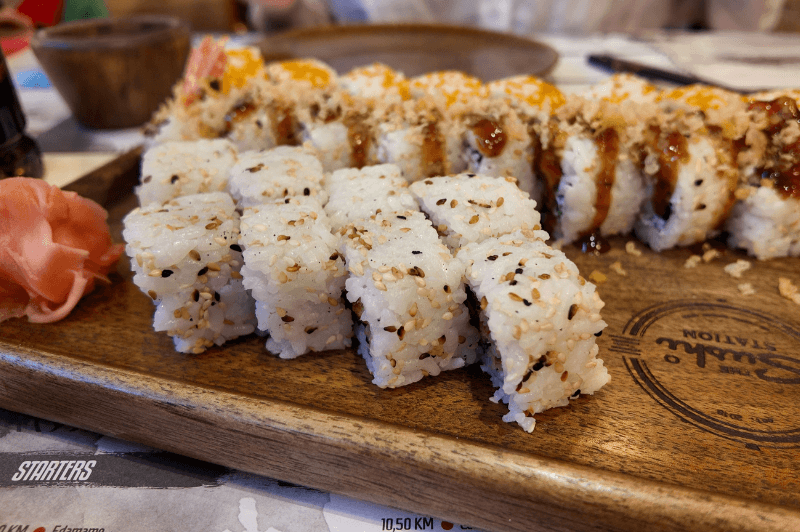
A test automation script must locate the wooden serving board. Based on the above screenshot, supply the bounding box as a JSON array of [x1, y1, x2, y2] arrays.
[[1, 152, 799, 532]]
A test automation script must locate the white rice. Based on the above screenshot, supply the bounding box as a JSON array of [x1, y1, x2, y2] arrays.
[[227, 146, 327, 208], [122, 192, 256, 353], [409, 173, 542, 252], [239, 197, 351, 358], [339, 210, 481, 388], [137, 139, 238, 207], [324, 164, 418, 231], [457, 229, 610, 432]]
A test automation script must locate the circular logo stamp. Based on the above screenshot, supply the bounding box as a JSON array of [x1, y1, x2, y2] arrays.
[[614, 299, 800, 449]]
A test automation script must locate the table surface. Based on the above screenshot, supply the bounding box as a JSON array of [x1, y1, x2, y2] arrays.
[[3, 29, 799, 532]]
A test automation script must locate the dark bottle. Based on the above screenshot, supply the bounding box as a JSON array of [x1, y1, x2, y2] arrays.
[[0, 48, 43, 179]]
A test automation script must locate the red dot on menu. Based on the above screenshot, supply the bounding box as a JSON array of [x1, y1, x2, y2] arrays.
[[441, 522, 454, 531], [33, 528, 46, 532]]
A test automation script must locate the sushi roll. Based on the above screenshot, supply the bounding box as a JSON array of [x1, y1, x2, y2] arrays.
[[137, 139, 238, 207], [227, 146, 327, 209], [457, 229, 610, 432], [487, 75, 567, 203], [372, 71, 486, 182], [409, 173, 542, 252], [339, 210, 481, 388], [535, 97, 649, 248], [295, 90, 378, 172], [123, 192, 256, 354], [239, 197, 352, 358], [324, 164, 418, 231], [635, 88, 743, 251], [374, 97, 464, 182], [725, 93, 800, 259]]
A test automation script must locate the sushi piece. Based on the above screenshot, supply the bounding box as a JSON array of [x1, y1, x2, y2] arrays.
[[295, 90, 378, 172], [409, 173, 542, 252], [487, 75, 567, 203], [227, 146, 327, 209], [535, 97, 649, 248], [324, 164, 418, 231], [726, 93, 800, 259], [457, 229, 610, 432], [374, 97, 464, 182], [239, 197, 352, 358], [123, 192, 256, 354], [146, 43, 289, 150], [634, 89, 742, 251], [339, 210, 481, 388], [137, 139, 238, 207]]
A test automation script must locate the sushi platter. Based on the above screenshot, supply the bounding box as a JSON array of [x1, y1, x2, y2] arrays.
[[1, 148, 799, 532]]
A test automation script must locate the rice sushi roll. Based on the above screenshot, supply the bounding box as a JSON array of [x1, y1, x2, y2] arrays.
[[239, 197, 352, 358], [457, 229, 610, 432], [339, 63, 410, 106], [726, 92, 800, 259], [487, 75, 566, 203], [324, 164, 418, 231], [339, 210, 481, 388], [137, 139, 238, 207], [227, 146, 327, 208], [409, 173, 542, 252], [123, 192, 256, 353], [535, 97, 649, 248], [635, 88, 743, 251]]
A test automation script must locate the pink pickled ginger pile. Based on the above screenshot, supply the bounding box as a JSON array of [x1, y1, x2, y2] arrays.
[[0, 177, 124, 323]]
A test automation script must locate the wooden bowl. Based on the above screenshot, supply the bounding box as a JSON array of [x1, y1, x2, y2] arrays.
[[31, 16, 190, 129]]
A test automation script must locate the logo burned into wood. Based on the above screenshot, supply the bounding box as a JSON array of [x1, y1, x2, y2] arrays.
[[612, 300, 800, 449]]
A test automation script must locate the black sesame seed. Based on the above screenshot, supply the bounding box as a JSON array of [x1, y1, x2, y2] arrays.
[[192, 290, 200, 302], [209, 79, 221, 91], [305, 326, 318, 334], [170, 175, 179, 184], [571, 389, 581, 397], [214, 292, 220, 302], [397, 326, 405, 339], [397, 215, 407, 220], [281, 315, 294, 323], [230, 244, 242, 252], [384, 326, 397, 332], [694, 179, 703, 186], [412, 250, 422, 255], [197, 267, 208, 276], [304, 187, 310, 196], [436, 198, 446, 205], [522, 299, 531, 306], [161, 269, 173, 278], [510, 280, 518, 286], [594, 330, 603, 337], [488, 255, 498, 261], [515, 268, 523, 274], [329, 252, 339, 260]]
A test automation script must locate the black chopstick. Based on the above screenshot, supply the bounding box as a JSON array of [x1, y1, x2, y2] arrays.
[[587, 54, 702, 86]]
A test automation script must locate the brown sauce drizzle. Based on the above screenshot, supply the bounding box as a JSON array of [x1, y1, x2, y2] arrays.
[[531, 125, 563, 233], [222, 101, 256, 135], [585, 128, 619, 235], [421, 122, 445, 178], [651, 129, 689, 219], [470, 118, 507, 157], [345, 115, 372, 169], [749, 97, 800, 200], [267, 102, 299, 146]]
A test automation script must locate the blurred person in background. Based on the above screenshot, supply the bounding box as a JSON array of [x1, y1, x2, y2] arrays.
[[245, 0, 800, 33]]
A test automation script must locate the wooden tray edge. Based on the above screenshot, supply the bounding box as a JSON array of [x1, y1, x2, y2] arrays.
[[1, 344, 797, 532]]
